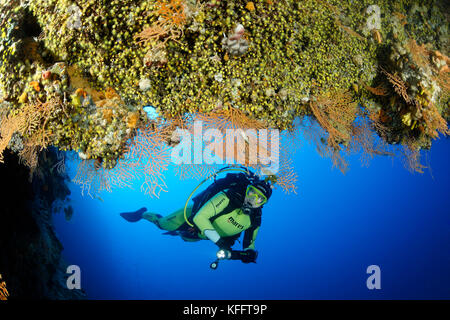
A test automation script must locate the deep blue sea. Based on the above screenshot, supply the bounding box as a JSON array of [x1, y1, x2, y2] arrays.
[[53, 132, 450, 300]]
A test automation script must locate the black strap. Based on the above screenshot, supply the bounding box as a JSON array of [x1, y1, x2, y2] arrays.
[[243, 208, 261, 248], [191, 173, 249, 215]]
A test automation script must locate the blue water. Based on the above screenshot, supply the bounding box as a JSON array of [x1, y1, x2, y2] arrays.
[[53, 134, 450, 300]]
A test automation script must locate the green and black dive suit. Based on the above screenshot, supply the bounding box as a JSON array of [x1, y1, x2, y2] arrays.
[[142, 173, 265, 253]]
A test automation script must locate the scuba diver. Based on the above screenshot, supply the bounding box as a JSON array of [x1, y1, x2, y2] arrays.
[[120, 168, 273, 266]]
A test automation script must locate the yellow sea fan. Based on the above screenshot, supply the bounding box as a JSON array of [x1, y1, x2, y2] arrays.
[[0, 274, 9, 300]]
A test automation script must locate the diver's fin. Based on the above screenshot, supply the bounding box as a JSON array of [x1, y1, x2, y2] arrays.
[[162, 231, 179, 236], [119, 207, 147, 222]]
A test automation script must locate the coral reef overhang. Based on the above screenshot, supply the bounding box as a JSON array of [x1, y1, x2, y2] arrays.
[[0, 0, 448, 191]]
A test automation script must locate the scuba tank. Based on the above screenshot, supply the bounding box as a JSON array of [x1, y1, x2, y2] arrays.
[[184, 167, 268, 226], [191, 172, 249, 215]]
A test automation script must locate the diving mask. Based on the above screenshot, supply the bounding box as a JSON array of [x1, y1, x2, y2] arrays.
[[244, 185, 268, 208]]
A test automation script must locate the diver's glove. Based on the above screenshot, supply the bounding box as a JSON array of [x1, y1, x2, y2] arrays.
[[215, 238, 232, 251], [239, 249, 258, 263], [205, 229, 231, 250]]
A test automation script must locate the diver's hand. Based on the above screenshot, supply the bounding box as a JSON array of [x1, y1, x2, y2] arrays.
[[240, 249, 258, 263], [215, 238, 232, 251], [204, 230, 230, 250]]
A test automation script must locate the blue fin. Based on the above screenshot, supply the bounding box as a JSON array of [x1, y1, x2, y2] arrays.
[[120, 207, 147, 222]]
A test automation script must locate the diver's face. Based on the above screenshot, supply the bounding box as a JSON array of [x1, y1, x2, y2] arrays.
[[244, 186, 267, 208]]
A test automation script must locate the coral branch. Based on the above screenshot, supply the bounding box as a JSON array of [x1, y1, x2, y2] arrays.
[[0, 274, 9, 300], [381, 68, 411, 104]]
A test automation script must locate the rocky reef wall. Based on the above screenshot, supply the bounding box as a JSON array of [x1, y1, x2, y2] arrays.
[[0, 148, 85, 299]]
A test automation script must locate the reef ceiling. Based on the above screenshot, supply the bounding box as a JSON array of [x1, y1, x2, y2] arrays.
[[0, 0, 448, 190]]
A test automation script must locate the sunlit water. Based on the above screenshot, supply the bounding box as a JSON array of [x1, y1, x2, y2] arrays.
[[53, 135, 450, 299]]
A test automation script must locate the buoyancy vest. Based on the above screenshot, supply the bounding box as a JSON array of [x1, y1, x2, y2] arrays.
[[189, 173, 262, 229]]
